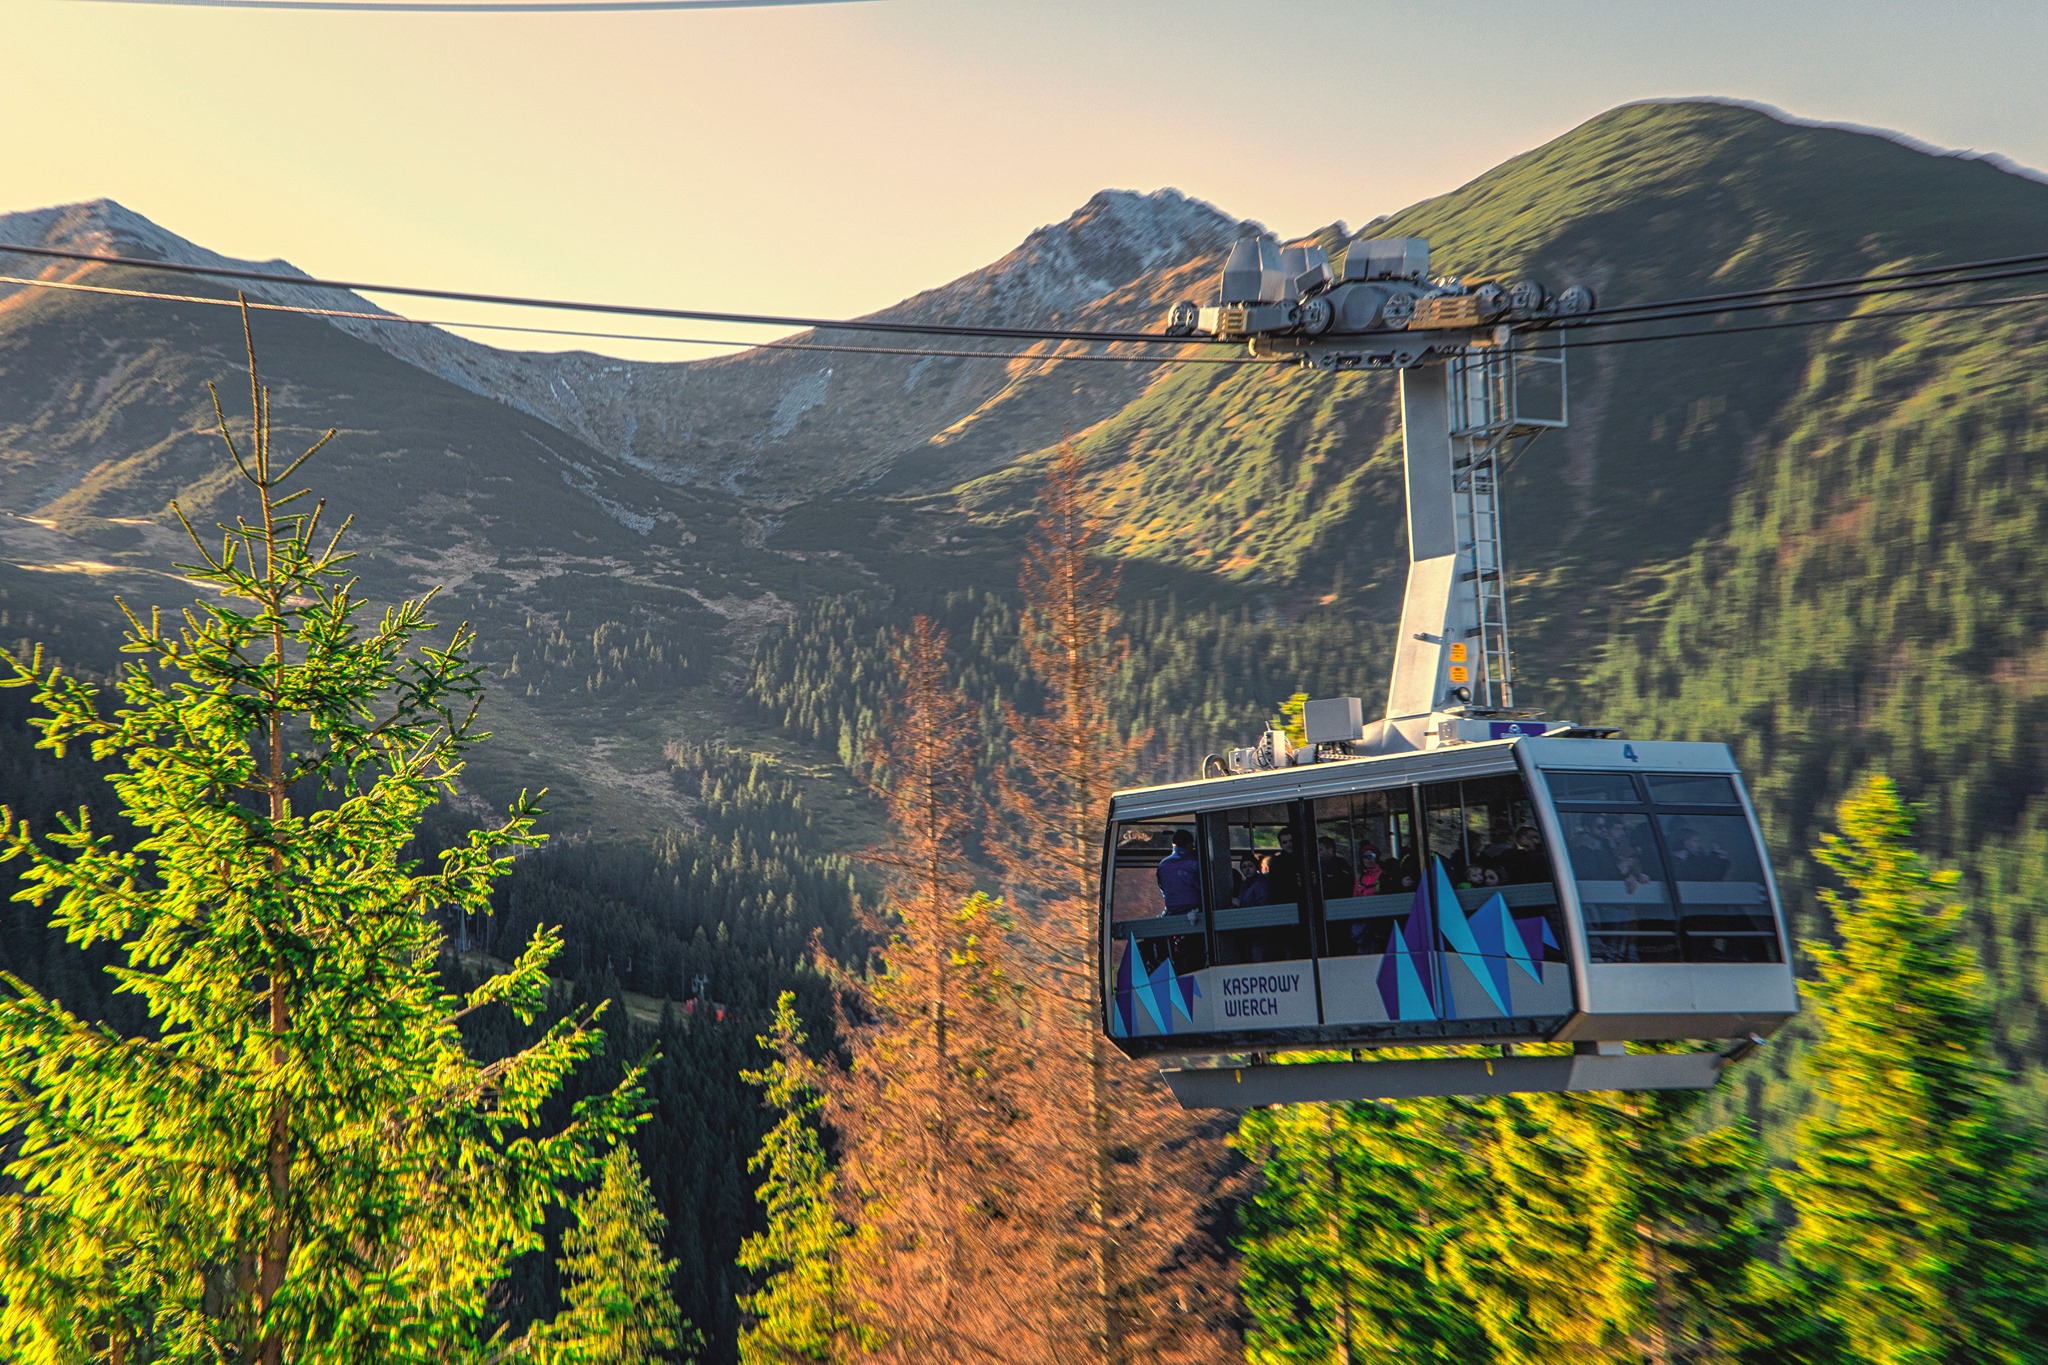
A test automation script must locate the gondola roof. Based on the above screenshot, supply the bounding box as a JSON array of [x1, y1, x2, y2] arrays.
[[1111, 736, 1744, 819]]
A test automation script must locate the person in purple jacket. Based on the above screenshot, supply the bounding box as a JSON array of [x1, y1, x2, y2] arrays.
[[1155, 828, 1202, 915]]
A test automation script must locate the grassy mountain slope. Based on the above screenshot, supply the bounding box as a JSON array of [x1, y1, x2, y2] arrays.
[[959, 102, 2048, 683], [1579, 295, 2048, 1103]]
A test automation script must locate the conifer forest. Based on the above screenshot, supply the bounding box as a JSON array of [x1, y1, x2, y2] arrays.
[[7, 94, 2048, 1365]]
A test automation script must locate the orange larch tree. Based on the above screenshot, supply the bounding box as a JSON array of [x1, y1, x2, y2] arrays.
[[995, 443, 1240, 1365], [833, 616, 1038, 1363]]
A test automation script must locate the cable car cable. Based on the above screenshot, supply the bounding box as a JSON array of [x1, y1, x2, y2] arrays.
[[0, 272, 1278, 367], [12, 237, 2042, 354], [1552, 286, 2048, 350], [1546, 260, 2048, 333], [1554, 246, 2048, 324], [8, 267, 2044, 364], [0, 242, 1223, 347], [8, 243, 2047, 364]]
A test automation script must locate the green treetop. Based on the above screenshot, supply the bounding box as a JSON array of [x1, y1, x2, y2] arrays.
[[1235, 1096, 1488, 1365], [735, 993, 870, 1365], [554, 1146, 689, 1364], [1781, 775, 2048, 1365], [0, 317, 642, 1364], [1444, 1085, 1763, 1365]]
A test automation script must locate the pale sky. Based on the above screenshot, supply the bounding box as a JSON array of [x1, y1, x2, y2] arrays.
[[8, 0, 2047, 359]]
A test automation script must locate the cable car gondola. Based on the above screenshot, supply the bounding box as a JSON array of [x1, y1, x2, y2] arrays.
[[1101, 235, 1797, 1107], [1102, 731, 1797, 1106]]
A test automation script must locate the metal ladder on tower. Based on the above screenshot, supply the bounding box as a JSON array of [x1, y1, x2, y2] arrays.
[[1451, 347, 1515, 708], [1448, 338, 1566, 711]]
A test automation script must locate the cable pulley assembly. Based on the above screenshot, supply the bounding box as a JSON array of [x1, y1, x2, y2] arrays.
[[1162, 235, 1594, 370]]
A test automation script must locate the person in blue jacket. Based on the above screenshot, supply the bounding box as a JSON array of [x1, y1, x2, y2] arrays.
[[1155, 828, 1202, 915]]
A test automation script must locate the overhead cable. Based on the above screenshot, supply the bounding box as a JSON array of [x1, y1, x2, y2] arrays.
[[0, 272, 1275, 367], [72, 0, 867, 9], [1549, 261, 2048, 334], [0, 242, 1217, 346], [1554, 287, 2048, 351], [1561, 246, 2048, 324], [9, 241, 2046, 367]]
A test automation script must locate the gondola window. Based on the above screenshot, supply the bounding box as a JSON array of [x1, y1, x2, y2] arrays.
[[1206, 802, 1311, 966], [1313, 788, 1417, 959], [1548, 771, 1785, 965], [1107, 817, 1208, 978]]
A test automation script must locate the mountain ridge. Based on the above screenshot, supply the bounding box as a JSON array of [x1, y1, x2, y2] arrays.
[[0, 188, 1252, 500], [9, 97, 2048, 871]]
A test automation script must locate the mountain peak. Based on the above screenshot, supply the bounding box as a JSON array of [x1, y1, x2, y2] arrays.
[[1030, 186, 1249, 279], [882, 187, 1245, 331], [0, 198, 299, 274]]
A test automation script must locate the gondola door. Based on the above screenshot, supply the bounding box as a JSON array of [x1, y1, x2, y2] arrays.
[[1197, 800, 1321, 1032], [1312, 785, 1430, 1028]]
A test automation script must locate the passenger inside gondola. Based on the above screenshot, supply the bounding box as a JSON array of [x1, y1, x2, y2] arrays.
[[1353, 840, 1382, 895], [1107, 816, 1210, 980], [1237, 855, 1270, 905], [1265, 828, 1300, 904], [1155, 829, 1202, 914], [1503, 824, 1547, 882], [1669, 824, 1731, 881], [1570, 816, 1620, 879], [1317, 836, 1354, 899]]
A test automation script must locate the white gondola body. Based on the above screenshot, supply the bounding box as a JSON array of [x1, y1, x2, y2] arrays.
[[1101, 737, 1798, 1062]]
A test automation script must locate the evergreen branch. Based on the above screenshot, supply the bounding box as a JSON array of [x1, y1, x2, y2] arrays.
[[271, 429, 337, 488], [205, 381, 255, 487]]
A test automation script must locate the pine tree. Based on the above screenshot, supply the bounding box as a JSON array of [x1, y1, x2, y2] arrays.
[[996, 443, 1237, 1365], [0, 311, 641, 1363], [1781, 775, 2048, 1365], [1235, 1098, 1488, 1365], [556, 1147, 689, 1364], [736, 993, 870, 1365]]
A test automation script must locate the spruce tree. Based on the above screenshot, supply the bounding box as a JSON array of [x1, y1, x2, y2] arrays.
[[1235, 1098, 1488, 1365], [0, 313, 640, 1362], [556, 1147, 689, 1364], [1781, 775, 2048, 1365], [1448, 1088, 1762, 1365], [1549, 1089, 1762, 1365], [1445, 1094, 1603, 1364], [736, 993, 869, 1365]]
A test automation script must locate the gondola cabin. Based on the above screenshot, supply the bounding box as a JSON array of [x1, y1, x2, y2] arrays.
[[1101, 736, 1798, 1105]]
